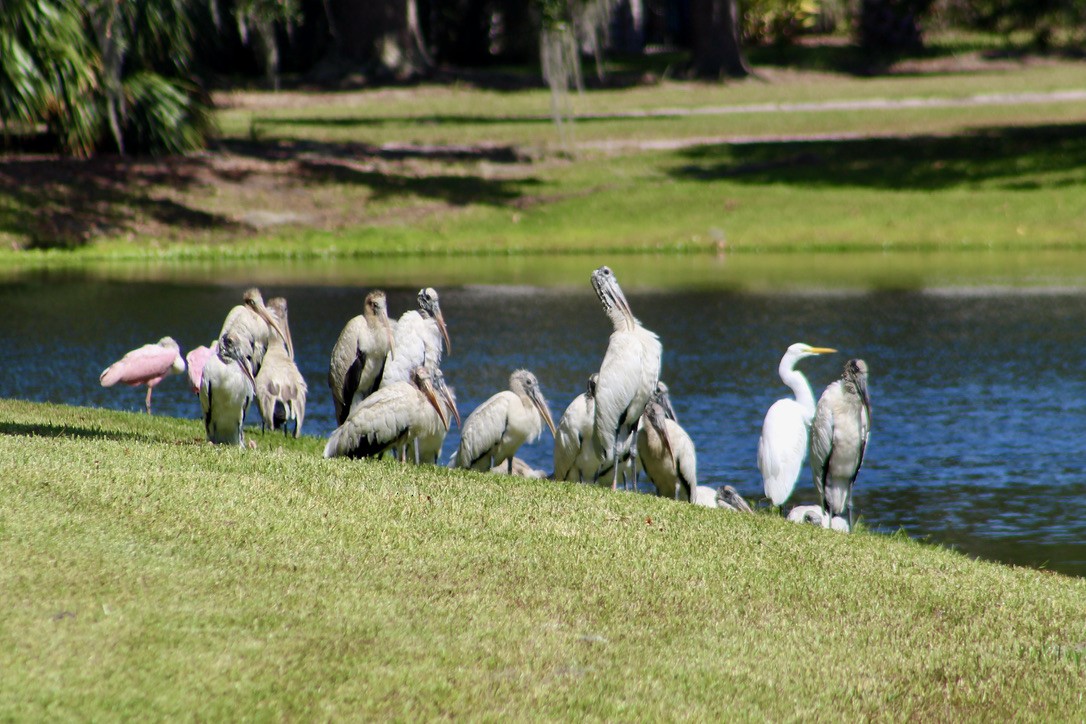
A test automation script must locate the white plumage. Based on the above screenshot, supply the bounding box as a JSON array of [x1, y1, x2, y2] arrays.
[[589, 266, 662, 489], [415, 368, 460, 465], [200, 331, 256, 446], [553, 373, 599, 482], [758, 343, 837, 507], [693, 485, 753, 512], [328, 290, 395, 425], [454, 369, 556, 472], [381, 287, 450, 388], [786, 504, 851, 532], [218, 287, 291, 378], [810, 358, 871, 530]]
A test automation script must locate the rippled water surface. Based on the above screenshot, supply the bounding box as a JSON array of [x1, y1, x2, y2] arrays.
[[4, 256, 1086, 576]]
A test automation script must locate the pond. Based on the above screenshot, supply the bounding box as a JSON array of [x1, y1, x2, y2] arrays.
[[4, 252, 1086, 576]]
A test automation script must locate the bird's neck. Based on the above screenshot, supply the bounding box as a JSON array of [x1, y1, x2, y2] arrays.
[[780, 363, 816, 419], [609, 308, 634, 332]]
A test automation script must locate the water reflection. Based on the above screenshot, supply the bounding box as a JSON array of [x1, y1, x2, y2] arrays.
[[3, 261, 1086, 576]]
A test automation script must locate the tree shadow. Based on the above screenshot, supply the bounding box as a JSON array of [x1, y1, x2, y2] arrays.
[[669, 123, 1086, 191], [0, 421, 150, 442]]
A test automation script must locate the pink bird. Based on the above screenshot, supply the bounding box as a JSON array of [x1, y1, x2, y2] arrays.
[[185, 342, 216, 395], [99, 336, 186, 414]]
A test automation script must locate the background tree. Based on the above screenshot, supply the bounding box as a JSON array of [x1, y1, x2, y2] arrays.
[[690, 0, 751, 78], [324, 0, 431, 80]]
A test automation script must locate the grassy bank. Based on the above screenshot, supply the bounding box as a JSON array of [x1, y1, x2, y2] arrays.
[[2, 398, 1084, 718]]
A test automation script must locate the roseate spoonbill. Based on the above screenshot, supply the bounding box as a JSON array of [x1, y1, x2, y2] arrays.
[[636, 390, 696, 502], [324, 366, 447, 460], [99, 336, 186, 414], [328, 290, 395, 425], [454, 369, 556, 473], [255, 297, 307, 437], [416, 368, 460, 465], [185, 343, 215, 394], [787, 504, 850, 532], [381, 287, 450, 388], [553, 373, 599, 482], [219, 287, 291, 377], [200, 331, 256, 446], [810, 358, 871, 531], [693, 485, 754, 512], [589, 266, 661, 490], [758, 343, 837, 509]]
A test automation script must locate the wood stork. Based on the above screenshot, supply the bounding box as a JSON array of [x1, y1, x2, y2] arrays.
[[810, 358, 871, 531], [636, 392, 697, 502], [491, 457, 548, 478], [786, 504, 850, 532], [219, 287, 291, 378], [415, 367, 460, 465], [381, 287, 451, 388], [589, 265, 662, 490], [200, 331, 256, 446], [553, 373, 599, 482], [693, 485, 754, 512], [185, 343, 214, 394], [758, 343, 837, 509], [324, 366, 448, 460], [328, 290, 395, 425], [255, 297, 307, 437], [99, 336, 186, 414], [454, 369, 556, 473]]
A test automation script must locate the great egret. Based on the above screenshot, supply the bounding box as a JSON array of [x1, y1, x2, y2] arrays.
[[255, 297, 307, 437], [758, 343, 837, 509], [99, 336, 186, 414], [455, 369, 556, 473], [810, 358, 871, 531], [590, 265, 661, 490], [324, 366, 447, 460], [328, 290, 395, 425], [200, 331, 256, 446]]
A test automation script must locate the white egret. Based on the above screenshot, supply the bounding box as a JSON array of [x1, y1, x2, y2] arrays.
[[810, 358, 871, 531], [590, 265, 662, 490], [454, 369, 556, 473], [758, 343, 837, 509], [328, 290, 395, 425]]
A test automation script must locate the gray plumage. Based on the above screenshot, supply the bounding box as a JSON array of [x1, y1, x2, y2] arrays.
[[553, 373, 599, 482], [455, 369, 556, 473], [810, 358, 871, 531], [636, 392, 697, 502], [219, 287, 291, 378], [328, 290, 394, 425], [200, 331, 256, 446], [255, 297, 307, 437]]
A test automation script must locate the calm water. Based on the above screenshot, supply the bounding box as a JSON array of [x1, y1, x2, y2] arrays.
[[3, 259, 1086, 576]]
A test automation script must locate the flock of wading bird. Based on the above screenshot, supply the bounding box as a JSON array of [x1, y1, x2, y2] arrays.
[[98, 266, 872, 531]]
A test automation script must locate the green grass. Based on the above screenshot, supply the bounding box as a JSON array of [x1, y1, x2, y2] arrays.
[[3, 398, 1086, 718]]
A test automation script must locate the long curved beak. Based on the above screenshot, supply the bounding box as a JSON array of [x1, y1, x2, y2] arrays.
[[530, 388, 556, 437], [856, 375, 871, 421], [440, 385, 460, 429], [254, 302, 293, 360], [434, 309, 451, 356], [236, 357, 256, 390], [809, 347, 837, 354], [419, 378, 448, 430]]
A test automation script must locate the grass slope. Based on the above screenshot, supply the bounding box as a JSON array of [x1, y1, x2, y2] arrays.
[[2, 399, 1085, 718]]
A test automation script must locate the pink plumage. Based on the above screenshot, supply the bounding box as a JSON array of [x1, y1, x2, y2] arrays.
[[100, 336, 186, 413], [185, 343, 216, 394]]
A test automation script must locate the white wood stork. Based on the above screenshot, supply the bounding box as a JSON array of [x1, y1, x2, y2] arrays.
[[758, 343, 837, 509], [693, 485, 754, 512], [636, 391, 697, 502], [553, 373, 599, 482], [328, 290, 395, 425], [786, 504, 851, 532], [324, 366, 448, 460], [454, 369, 556, 473], [99, 336, 185, 414], [415, 368, 460, 465], [200, 331, 256, 446], [589, 265, 662, 490], [219, 287, 291, 378], [810, 358, 871, 531], [255, 297, 307, 437], [381, 287, 451, 388]]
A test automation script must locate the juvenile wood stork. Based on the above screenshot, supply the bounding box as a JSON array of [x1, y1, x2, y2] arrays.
[[219, 287, 291, 377], [590, 265, 662, 490], [99, 336, 186, 414], [454, 369, 556, 473], [758, 343, 837, 509], [553, 373, 599, 482], [492, 457, 548, 478], [324, 366, 448, 460], [693, 485, 754, 512], [200, 331, 256, 446], [810, 358, 871, 531], [636, 391, 697, 502], [328, 290, 395, 425], [381, 287, 451, 388], [787, 504, 850, 532], [255, 297, 307, 437], [415, 367, 460, 465]]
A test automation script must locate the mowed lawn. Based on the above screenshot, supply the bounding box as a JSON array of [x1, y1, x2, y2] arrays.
[[1, 399, 1085, 718]]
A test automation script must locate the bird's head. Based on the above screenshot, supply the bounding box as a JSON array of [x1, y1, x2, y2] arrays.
[[417, 287, 451, 355], [366, 290, 395, 354], [511, 369, 556, 437], [844, 358, 871, 418], [432, 368, 461, 429], [412, 366, 448, 431], [591, 266, 634, 328], [219, 332, 256, 387]]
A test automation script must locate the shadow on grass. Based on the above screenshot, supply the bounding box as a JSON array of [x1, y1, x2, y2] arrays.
[[0, 421, 150, 442], [669, 123, 1086, 190]]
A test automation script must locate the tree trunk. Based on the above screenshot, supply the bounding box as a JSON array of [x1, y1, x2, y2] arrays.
[[327, 0, 431, 79], [690, 0, 750, 78]]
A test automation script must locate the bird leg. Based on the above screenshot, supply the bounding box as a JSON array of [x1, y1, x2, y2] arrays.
[[507, 457, 513, 475], [144, 386, 154, 415]]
